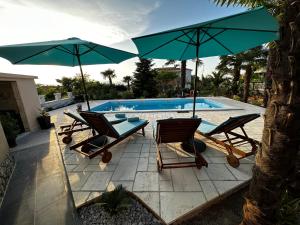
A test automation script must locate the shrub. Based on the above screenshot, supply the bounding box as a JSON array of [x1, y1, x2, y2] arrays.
[[98, 185, 132, 215], [121, 91, 134, 99], [277, 190, 300, 225]]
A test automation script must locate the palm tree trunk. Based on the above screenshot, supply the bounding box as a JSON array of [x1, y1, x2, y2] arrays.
[[241, 2, 300, 224], [109, 77, 112, 86], [181, 60, 187, 95], [232, 63, 241, 96], [243, 65, 252, 103], [264, 47, 276, 107], [127, 81, 130, 90]]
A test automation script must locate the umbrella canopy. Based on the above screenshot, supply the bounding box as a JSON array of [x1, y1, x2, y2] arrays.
[[132, 7, 279, 116], [0, 37, 136, 110]]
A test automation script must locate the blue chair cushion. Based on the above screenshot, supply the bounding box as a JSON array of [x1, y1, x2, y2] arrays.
[[105, 115, 127, 124], [127, 117, 140, 122], [198, 120, 218, 134], [113, 119, 147, 137], [115, 113, 126, 118]]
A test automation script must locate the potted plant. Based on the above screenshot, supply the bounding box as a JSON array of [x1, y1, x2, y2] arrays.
[[37, 108, 52, 129], [0, 114, 20, 147]]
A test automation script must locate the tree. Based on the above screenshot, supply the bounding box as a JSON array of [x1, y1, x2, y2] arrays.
[[132, 58, 158, 98], [207, 71, 229, 96], [240, 46, 268, 103], [217, 54, 243, 96], [156, 71, 178, 95], [122, 76, 133, 90], [101, 69, 116, 86], [56, 77, 74, 92], [213, 1, 300, 225]]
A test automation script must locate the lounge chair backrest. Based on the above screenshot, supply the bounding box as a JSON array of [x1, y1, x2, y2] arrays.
[[156, 118, 202, 144], [64, 110, 88, 125], [80, 111, 120, 138], [207, 113, 260, 135]]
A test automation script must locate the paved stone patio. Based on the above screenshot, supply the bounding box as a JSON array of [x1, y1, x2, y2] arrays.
[[51, 97, 264, 224]]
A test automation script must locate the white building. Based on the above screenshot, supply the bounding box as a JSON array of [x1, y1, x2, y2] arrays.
[[156, 67, 192, 89]]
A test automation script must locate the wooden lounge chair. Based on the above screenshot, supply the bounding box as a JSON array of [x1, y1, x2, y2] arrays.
[[196, 113, 260, 168], [154, 118, 208, 172], [58, 110, 127, 144], [70, 111, 149, 161]]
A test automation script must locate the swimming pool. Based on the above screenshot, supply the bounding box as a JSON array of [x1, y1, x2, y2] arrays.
[[91, 98, 231, 113]]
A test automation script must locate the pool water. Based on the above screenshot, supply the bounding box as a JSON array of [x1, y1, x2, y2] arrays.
[[91, 98, 226, 112]]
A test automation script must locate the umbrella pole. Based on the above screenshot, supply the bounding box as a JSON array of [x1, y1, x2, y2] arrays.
[[75, 52, 91, 111], [192, 29, 200, 118]]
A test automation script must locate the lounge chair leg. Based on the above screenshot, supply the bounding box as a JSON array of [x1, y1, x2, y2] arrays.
[[226, 154, 240, 168], [142, 127, 145, 136]]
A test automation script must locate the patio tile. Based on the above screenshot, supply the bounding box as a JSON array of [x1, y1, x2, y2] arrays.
[[122, 152, 140, 158], [135, 192, 160, 215], [137, 157, 148, 171], [171, 168, 202, 191], [87, 192, 102, 201], [225, 164, 253, 181], [193, 167, 210, 180], [72, 191, 90, 207], [65, 164, 77, 172], [159, 180, 173, 191], [213, 180, 244, 195], [141, 143, 150, 152], [147, 163, 158, 172], [206, 164, 236, 181], [124, 143, 142, 152], [200, 180, 219, 201], [160, 192, 206, 223], [107, 181, 134, 191], [83, 163, 117, 172], [159, 169, 172, 181], [81, 172, 113, 191], [112, 157, 139, 181], [133, 172, 159, 191], [68, 172, 91, 191], [140, 152, 150, 158]]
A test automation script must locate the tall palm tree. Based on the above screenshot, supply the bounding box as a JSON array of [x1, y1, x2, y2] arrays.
[[165, 59, 203, 94], [241, 46, 268, 103], [101, 69, 116, 86], [122, 75, 133, 90], [207, 71, 229, 96], [214, 1, 300, 225], [217, 54, 243, 96]]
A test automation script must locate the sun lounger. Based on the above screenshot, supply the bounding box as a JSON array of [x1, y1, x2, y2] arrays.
[[58, 110, 127, 144], [154, 118, 208, 172], [69, 111, 149, 161], [197, 113, 260, 168]]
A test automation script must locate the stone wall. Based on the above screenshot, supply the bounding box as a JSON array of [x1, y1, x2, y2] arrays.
[[0, 122, 15, 206], [40, 92, 74, 111]]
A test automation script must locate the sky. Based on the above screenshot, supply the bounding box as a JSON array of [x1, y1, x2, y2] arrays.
[[0, 0, 245, 85]]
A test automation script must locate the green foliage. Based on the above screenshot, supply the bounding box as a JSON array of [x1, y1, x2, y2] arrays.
[[132, 58, 158, 98], [56, 77, 74, 92], [97, 185, 132, 215], [277, 190, 300, 225], [122, 75, 133, 90], [39, 108, 50, 117], [121, 91, 134, 99], [101, 69, 117, 86], [0, 114, 20, 140]]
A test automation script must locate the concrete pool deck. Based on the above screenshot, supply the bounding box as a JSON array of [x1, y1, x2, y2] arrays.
[[50, 97, 265, 224]]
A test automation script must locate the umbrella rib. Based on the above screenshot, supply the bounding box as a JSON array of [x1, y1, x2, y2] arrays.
[[80, 44, 98, 56], [200, 28, 234, 55], [140, 31, 194, 58], [82, 44, 119, 63], [179, 30, 197, 61], [54, 46, 74, 55], [200, 26, 277, 33], [200, 29, 227, 45], [180, 30, 197, 45], [13, 45, 60, 64]]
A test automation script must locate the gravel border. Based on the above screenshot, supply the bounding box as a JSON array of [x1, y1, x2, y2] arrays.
[[78, 196, 164, 225]]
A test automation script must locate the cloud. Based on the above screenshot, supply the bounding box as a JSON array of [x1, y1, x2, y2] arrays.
[[2, 0, 161, 39]]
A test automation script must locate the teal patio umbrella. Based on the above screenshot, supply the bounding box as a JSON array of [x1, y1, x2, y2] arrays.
[[0, 37, 136, 110], [132, 7, 279, 117]]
